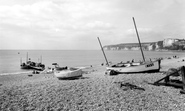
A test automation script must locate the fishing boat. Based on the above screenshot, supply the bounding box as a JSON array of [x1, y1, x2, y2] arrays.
[[20, 53, 45, 71], [98, 17, 161, 74], [54, 67, 82, 79], [21, 61, 45, 71], [106, 60, 161, 74]]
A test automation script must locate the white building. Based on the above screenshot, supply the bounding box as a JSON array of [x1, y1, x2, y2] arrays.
[[163, 38, 178, 47]]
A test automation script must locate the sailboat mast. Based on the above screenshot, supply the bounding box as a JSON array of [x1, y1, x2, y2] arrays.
[[41, 56, 42, 63], [97, 37, 109, 66], [20, 57, 22, 65], [26, 52, 28, 62], [132, 17, 145, 62]]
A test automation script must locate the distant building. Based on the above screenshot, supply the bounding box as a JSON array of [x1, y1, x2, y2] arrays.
[[175, 39, 185, 46], [163, 38, 178, 47]]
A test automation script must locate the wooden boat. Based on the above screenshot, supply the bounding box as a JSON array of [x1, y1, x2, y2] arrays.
[[106, 60, 161, 74], [52, 63, 68, 71], [20, 53, 45, 71], [98, 17, 161, 74], [54, 67, 82, 79], [21, 61, 45, 71]]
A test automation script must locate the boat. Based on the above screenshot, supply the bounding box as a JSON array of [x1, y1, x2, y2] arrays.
[[20, 53, 45, 71], [54, 67, 82, 79], [106, 60, 161, 74], [98, 17, 161, 74], [52, 63, 68, 71], [21, 60, 45, 71]]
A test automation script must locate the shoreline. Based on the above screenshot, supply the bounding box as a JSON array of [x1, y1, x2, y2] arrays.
[[1, 55, 184, 75], [1, 56, 185, 110]]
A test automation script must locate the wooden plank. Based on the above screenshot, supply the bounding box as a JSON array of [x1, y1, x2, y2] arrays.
[[165, 82, 184, 87], [154, 71, 179, 85], [153, 66, 185, 94]]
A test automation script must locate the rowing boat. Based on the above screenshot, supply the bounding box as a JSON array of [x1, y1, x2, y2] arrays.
[[54, 67, 82, 79]]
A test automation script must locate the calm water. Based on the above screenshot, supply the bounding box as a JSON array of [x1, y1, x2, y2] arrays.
[[0, 50, 185, 75]]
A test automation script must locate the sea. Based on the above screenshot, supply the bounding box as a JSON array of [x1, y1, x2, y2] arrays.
[[0, 50, 185, 75]]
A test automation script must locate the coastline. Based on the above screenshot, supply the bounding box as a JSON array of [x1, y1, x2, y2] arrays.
[[1, 57, 185, 110]]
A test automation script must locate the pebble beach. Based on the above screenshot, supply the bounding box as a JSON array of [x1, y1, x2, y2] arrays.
[[1, 57, 185, 110]]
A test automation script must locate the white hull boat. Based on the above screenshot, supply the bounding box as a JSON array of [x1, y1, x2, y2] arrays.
[[99, 18, 162, 75], [54, 67, 82, 79], [106, 60, 161, 74]]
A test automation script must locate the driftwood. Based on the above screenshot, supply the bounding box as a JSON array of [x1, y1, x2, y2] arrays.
[[153, 66, 185, 94]]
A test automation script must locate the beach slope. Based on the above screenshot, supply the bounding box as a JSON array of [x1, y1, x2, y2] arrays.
[[1, 57, 185, 110]]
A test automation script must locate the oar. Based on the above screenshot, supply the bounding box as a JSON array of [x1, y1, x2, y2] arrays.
[[97, 37, 109, 66], [132, 17, 146, 62]]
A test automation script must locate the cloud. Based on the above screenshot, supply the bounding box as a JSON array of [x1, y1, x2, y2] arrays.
[[126, 28, 152, 35], [86, 21, 114, 30], [0, 0, 184, 49]]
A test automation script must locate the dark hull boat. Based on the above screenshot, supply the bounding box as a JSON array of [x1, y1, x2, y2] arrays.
[[20, 53, 45, 71], [21, 62, 45, 71]]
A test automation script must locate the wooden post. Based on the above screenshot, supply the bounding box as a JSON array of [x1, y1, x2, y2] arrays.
[[153, 71, 178, 85], [153, 66, 185, 94], [41, 56, 42, 63], [20, 57, 22, 65], [26, 52, 28, 62]]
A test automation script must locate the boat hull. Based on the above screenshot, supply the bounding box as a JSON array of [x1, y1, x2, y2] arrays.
[[106, 60, 161, 74], [21, 64, 45, 71], [54, 68, 82, 79]]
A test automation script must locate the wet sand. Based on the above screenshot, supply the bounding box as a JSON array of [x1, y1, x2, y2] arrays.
[[1, 57, 185, 110]]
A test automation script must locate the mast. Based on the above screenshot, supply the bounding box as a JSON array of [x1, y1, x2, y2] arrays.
[[132, 17, 145, 62], [41, 55, 42, 63], [97, 37, 109, 66], [20, 57, 22, 65], [26, 52, 28, 62]]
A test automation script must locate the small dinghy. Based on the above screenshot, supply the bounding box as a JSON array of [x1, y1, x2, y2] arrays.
[[54, 67, 82, 79]]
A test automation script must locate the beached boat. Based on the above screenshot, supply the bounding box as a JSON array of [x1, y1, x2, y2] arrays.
[[20, 53, 45, 71], [106, 60, 161, 74], [98, 17, 161, 74], [54, 67, 82, 79], [21, 61, 45, 71], [52, 63, 68, 71]]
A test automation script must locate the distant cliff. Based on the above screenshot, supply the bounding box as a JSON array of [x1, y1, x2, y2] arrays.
[[103, 38, 185, 51], [103, 42, 154, 50]]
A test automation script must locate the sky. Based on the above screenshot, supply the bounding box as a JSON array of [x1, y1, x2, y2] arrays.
[[0, 0, 184, 50]]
